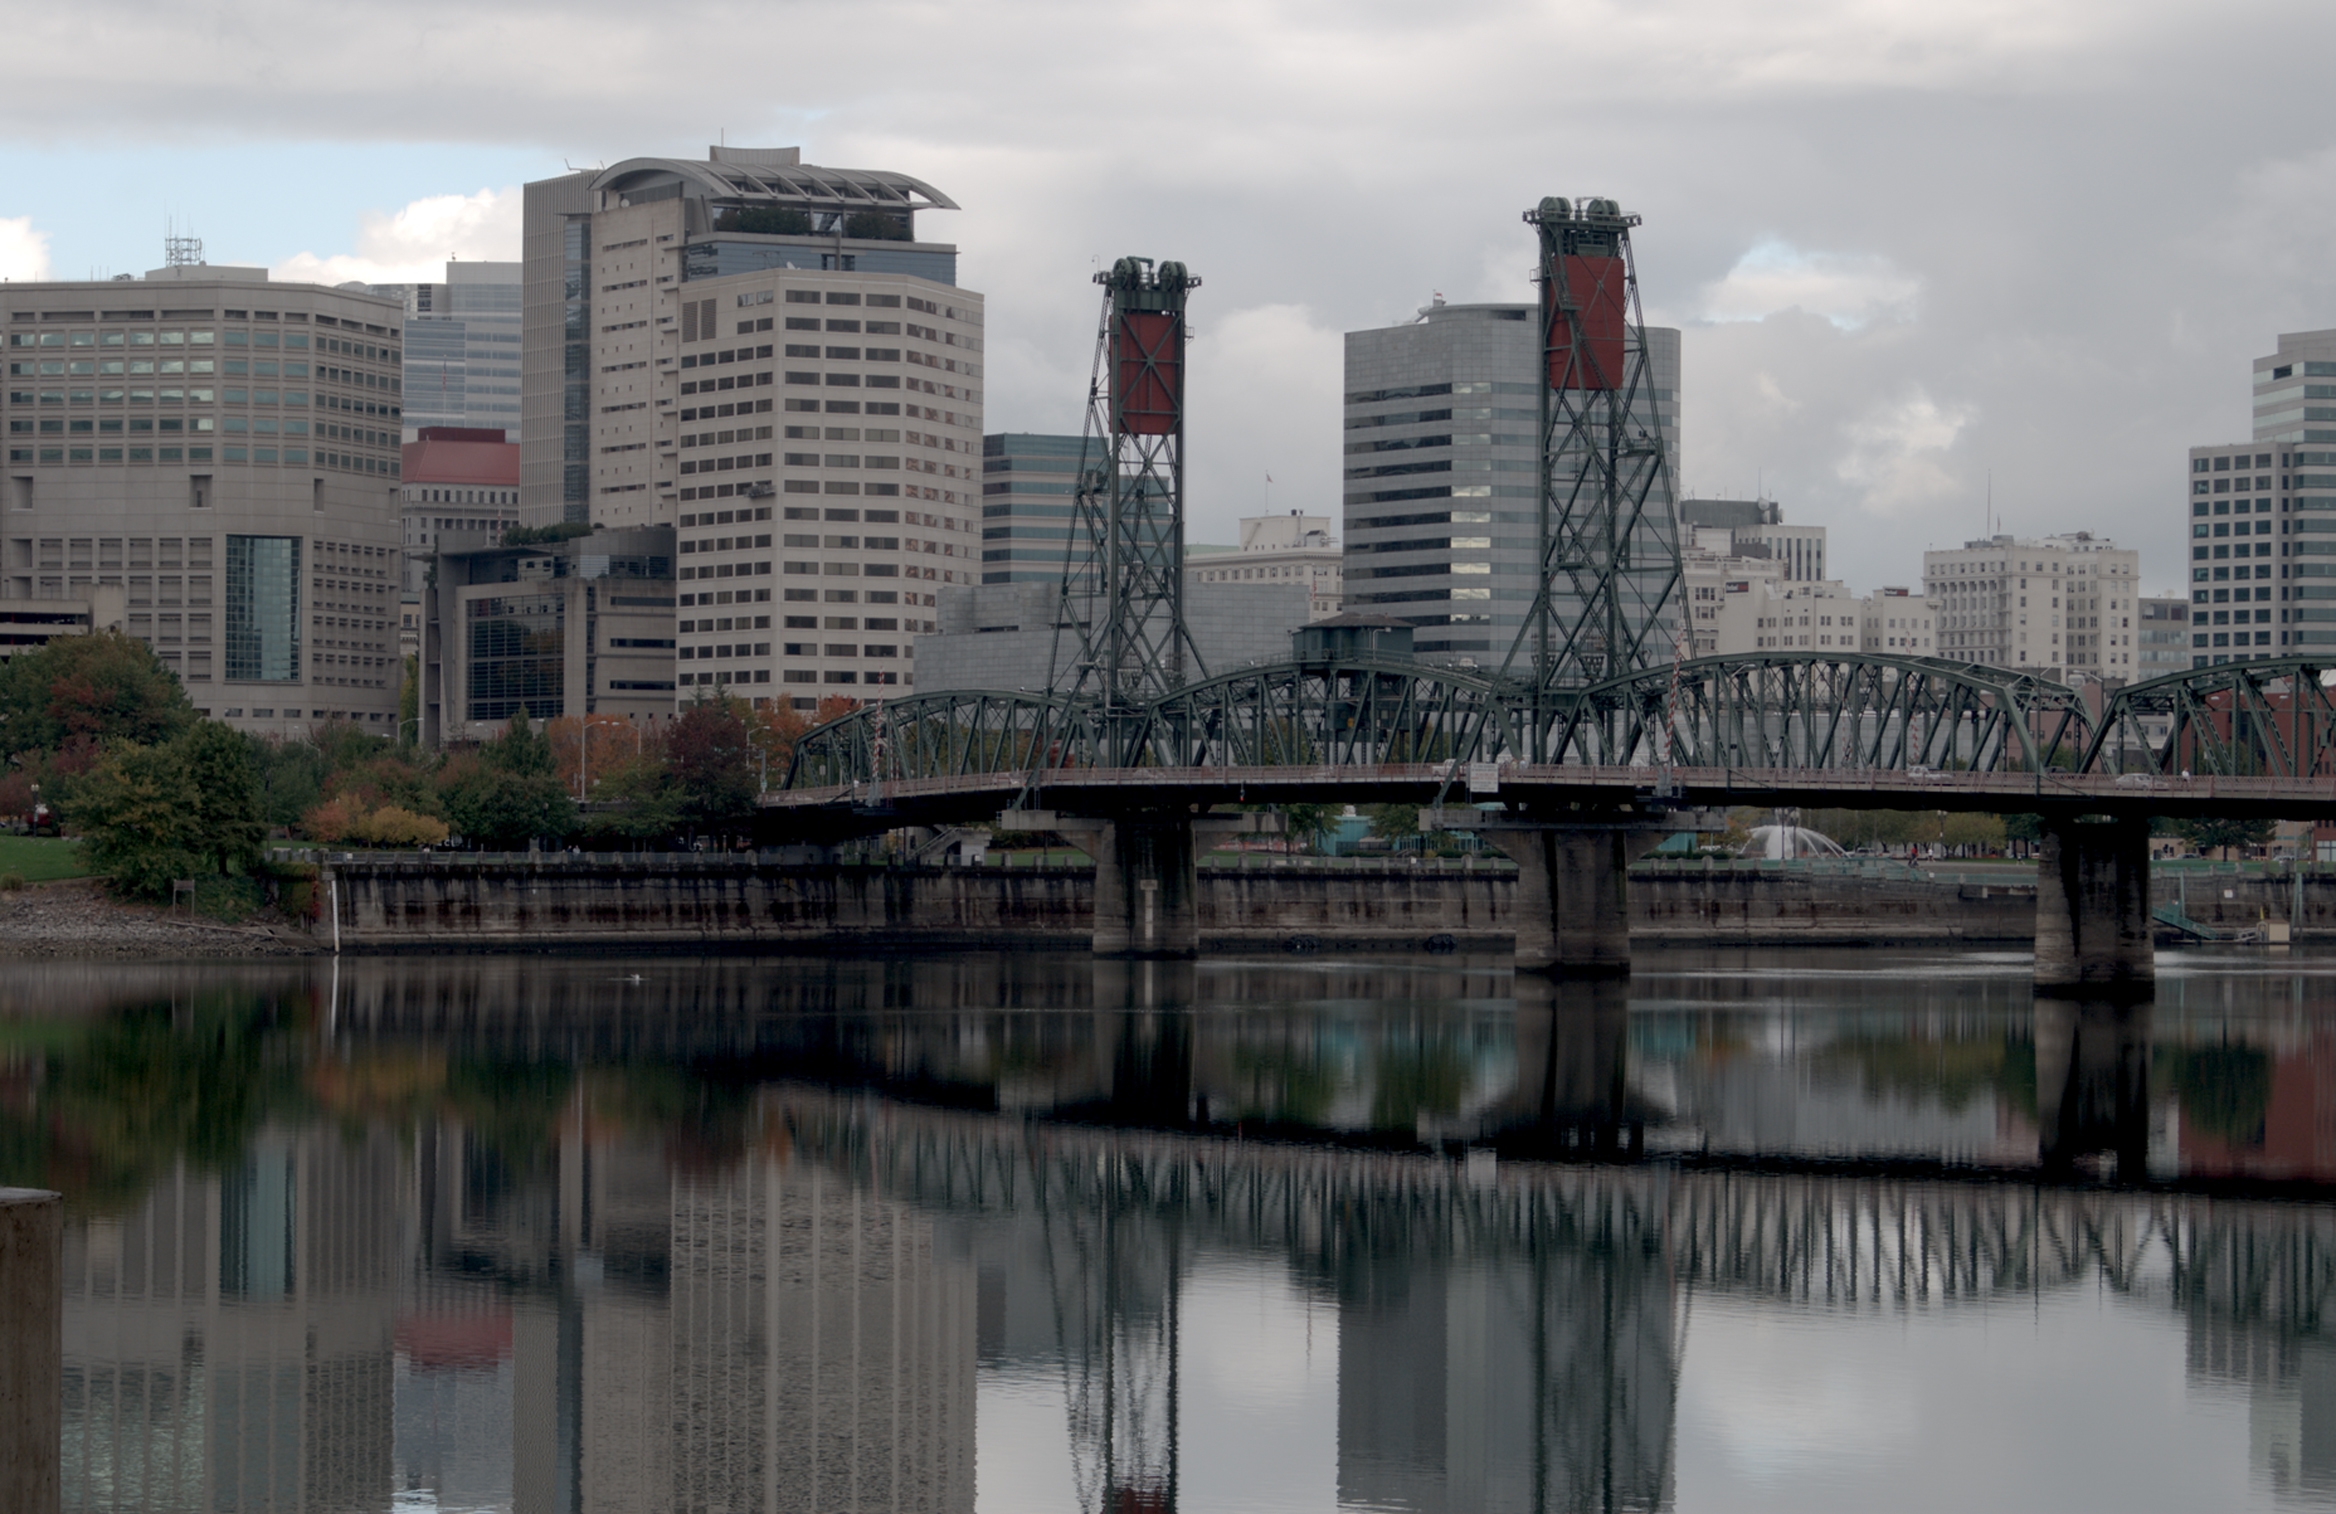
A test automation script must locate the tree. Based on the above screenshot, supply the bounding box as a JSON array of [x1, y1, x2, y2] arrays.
[[398, 656, 419, 747], [2173, 815, 2275, 859], [1280, 803, 1338, 854], [666, 699, 758, 833], [66, 742, 207, 898], [1362, 803, 1420, 851], [0, 629, 193, 758], [589, 748, 685, 844], [438, 709, 575, 849], [176, 720, 265, 875], [719, 206, 813, 236]]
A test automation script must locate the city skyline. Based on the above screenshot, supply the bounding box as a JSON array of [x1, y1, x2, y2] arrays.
[[3, 3, 2335, 600]]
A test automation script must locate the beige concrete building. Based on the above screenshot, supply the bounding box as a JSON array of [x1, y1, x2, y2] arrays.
[[521, 148, 980, 710], [1718, 577, 1858, 653], [1680, 526, 1788, 656], [1858, 587, 1935, 657], [1922, 531, 2141, 681], [1190, 511, 1343, 619], [2, 270, 406, 734]]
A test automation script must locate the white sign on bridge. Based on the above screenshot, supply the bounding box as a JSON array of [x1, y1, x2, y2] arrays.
[[1468, 762, 1502, 796]]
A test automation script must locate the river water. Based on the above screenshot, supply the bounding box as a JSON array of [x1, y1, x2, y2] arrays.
[[5, 946, 2335, 1513]]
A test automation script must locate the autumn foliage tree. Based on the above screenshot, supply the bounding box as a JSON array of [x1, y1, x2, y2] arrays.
[[0, 629, 194, 757], [665, 698, 759, 835]]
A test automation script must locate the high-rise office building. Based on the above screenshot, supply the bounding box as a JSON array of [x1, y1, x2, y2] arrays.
[[1922, 531, 2140, 680], [0, 268, 406, 735], [1678, 497, 1826, 581], [2180, 328, 2336, 666], [376, 261, 523, 442], [1342, 299, 1680, 666], [519, 148, 980, 710], [980, 432, 1084, 585]]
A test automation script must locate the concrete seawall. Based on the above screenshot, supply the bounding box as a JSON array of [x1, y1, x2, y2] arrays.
[[322, 855, 2061, 953]]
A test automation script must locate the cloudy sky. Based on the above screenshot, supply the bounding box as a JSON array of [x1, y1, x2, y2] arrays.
[[4, 0, 2332, 592]]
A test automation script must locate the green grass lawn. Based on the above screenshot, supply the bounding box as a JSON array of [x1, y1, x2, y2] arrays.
[[0, 834, 90, 883]]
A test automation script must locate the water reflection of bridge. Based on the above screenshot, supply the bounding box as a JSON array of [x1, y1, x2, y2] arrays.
[[34, 956, 2336, 1512]]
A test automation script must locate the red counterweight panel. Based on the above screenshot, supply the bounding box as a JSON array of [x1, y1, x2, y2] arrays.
[[1543, 254, 1627, 390], [1114, 311, 1181, 435]]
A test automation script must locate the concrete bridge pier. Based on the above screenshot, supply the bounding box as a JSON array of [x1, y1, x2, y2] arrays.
[[2034, 814, 2155, 994], [1004, 808, 1202, 957], [1434, 808, 1700, 974]]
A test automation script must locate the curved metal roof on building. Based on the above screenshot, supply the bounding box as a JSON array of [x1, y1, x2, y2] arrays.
[[591, 158, 958, 212]]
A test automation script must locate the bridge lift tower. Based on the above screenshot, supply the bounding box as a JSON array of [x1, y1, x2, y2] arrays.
[[1060, 257, 1208, 766], [1453, 197, 1695, 969], [1503, 196, 1683, 751], [1018, 257, 1214, 955]]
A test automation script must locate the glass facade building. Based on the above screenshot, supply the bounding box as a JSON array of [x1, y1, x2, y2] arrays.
[[378, 263, 523, 442], [981, 433, 1086, 585], [465, 591, 566, 722], [224, 534, 302, 681]]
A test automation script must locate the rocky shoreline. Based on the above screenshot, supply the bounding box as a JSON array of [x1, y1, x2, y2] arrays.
[[0, 879, 321, 959]]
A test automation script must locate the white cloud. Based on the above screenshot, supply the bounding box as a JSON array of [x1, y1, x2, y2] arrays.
[[1702, 241, 1922, 329], [1835, 389, 1975, 518], [1183, 302, 1344, 544], [271, 188, 519, 286], [0, 217, 50, 282]]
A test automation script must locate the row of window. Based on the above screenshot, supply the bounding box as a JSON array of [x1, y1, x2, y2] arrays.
[[678, 668, 905, 687], [9, 359, 310, 377], [9, 388, 312, 406]]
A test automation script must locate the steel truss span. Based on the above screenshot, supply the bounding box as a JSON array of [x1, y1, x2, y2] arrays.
[[789, 653, 2069, 788], [782, 655, 2336, 809]]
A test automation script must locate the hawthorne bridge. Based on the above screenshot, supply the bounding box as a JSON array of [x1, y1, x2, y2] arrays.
[[770, 200, 2336, 987]]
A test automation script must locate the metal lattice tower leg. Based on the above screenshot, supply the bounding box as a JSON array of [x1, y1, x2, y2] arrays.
[[1059, 257, 1208, 766], [1500, 196, 1683, 756]]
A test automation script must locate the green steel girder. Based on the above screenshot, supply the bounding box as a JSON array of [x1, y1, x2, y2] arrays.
[[2086, 658, 2336, 779], [780, 652, 2122, 794], [1543, 653, 2096, 774]]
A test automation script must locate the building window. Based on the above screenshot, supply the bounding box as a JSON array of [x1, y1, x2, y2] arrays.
[[467, 593, 565, 722], [223, 535, 301, 681]]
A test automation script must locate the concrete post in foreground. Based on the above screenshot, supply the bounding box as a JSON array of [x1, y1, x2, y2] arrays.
[[2034, 815, 2154, 993], [0, 1188, 62, 1514]]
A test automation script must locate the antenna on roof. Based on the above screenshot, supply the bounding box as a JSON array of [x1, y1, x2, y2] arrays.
[[163, 217, 202, 269]]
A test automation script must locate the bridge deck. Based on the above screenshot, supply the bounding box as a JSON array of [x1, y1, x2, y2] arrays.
[[762, 762, 2336, 822]]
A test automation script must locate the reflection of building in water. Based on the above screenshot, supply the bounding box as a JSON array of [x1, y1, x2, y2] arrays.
[[1334, 1206, 1678, 1513], [656, 1151, 977, 1513], [60, 1125, 403, 1512], [2186, 1301, 2336, 1497], [2174, 1027, 2336, 1184], [59, 1103, 977, 1514]]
